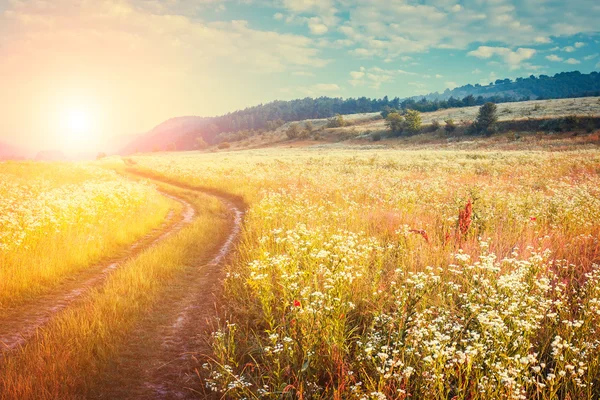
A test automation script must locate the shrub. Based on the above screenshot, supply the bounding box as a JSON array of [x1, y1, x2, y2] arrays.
[[404, 110, 422, 134], [563, 115, 579, 131], [218, 142, 231, 149], [326, 114, 348, 128], [372, 132, 382, 142], [286, 123, 300, 139], [304, 121, 314, 133], [472, 102, 498, 136], [385, 112, 404, 135], [444, 119, 457, 133], [430, 120, 441, 132]]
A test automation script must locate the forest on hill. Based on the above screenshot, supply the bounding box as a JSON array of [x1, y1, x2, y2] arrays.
[[123, 70, 600, 153]]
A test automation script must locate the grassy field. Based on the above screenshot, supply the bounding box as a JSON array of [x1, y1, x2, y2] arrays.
[[130, 148, 600, 399], [0, 175, 230, 399], [0, 162, 171, 309]]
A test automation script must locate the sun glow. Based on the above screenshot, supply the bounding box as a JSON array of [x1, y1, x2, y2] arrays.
[[59, 105, 100, 153]]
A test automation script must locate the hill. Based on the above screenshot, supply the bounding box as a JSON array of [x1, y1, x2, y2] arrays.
[[120, 116, 210, 154], [0, 140, 27, 160], [122, 71, 600, 153]]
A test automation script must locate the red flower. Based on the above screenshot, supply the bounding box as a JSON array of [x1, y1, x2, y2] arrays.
[[530, 217, 537, 221], [293, 299, 301, 307]]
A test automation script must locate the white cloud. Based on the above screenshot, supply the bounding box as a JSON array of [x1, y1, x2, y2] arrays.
[[277, 0, 600, 62], [472, 68, 482, 74], [445, 81, 458, 90], [468, 46, 536, 69], [273, 13, 284, 21], [435, 74, 443, 78], [584, 53, 599, 61], [348, 66, 417, 89], [596, 62, 600, 69], [575, 42, 585, 48], [565, 58, 581, 64], [563, 46, 576, 52], [307, 17, 328, 35], [546, 54, 564, 62]]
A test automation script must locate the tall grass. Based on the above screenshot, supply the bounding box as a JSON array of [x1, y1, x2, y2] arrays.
[[0, 162, 170, 308], [0, 183, 228, 399], [131, 148, 600, 399]]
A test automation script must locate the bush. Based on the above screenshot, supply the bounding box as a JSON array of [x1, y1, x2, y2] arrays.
[[286, 123, 300, 139], [218, 142, 231, 149], [430, 120, 441, 132], [304, 121, 314, 133], [385, 112, 404, 135], [326, 114, 348, 128], [472, 102, 498, 136], [404, 109, 422, 134], [444, 119, 457, 133], [372, 132, 382, 142]]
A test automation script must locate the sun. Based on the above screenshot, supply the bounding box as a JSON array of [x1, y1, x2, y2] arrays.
[[59, 106, 100, 153], [66, 109, 90, 135]]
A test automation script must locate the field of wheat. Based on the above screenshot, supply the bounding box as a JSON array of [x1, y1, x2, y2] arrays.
[[130, 148, 600, 399]]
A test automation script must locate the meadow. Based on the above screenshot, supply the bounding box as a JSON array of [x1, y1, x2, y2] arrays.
[[0, 162, 171, 309], [129, 147, 600, 399]]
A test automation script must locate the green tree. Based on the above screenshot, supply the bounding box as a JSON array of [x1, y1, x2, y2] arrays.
[[473, 102, 498, 135], [404, 109, 422, 134], [385, 112, 404, 135]]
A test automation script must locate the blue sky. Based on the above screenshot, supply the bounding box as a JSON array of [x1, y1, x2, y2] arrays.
[[0, 0, 599, 149]]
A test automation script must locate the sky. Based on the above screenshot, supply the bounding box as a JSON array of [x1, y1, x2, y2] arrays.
[[0, 0, 599, 154]]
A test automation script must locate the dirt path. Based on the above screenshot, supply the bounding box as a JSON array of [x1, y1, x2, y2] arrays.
[[0, 192, 195, 354], [92, 174, 245, 400]]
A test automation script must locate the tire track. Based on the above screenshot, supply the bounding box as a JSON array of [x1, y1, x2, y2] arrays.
[[0, 192, 195, 354], [92, 172, 246, 400]]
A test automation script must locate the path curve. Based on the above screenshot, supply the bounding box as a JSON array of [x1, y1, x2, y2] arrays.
[[0, 192, 195, 354], [94, 169, 246, 400]]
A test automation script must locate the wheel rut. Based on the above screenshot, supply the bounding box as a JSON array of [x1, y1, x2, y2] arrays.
[[93, 174, 245, 400], [0, 192, 195, 355]]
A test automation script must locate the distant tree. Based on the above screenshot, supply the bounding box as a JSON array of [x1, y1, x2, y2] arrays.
[[96, 152, 107, 160], [404, 109, 422, 133], [472, 102, 498, 136], [218, 142, 231, 149], [385, 112, 404, 135], [444, 119, 457, 133], [380, 106, 399, 119], [286, 123, 300, 139]]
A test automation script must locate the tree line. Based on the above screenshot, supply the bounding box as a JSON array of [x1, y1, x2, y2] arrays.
[[182, 70, 600, 145]]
